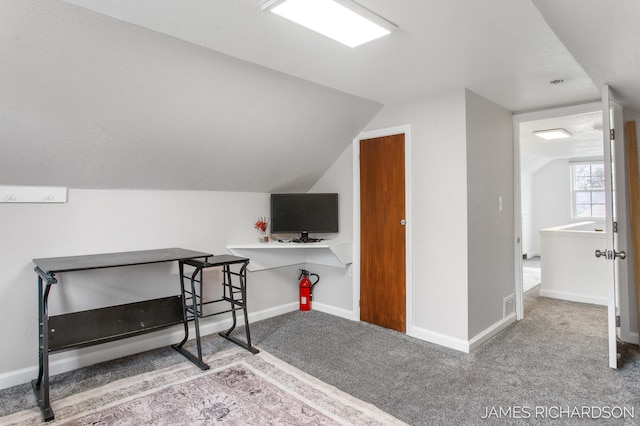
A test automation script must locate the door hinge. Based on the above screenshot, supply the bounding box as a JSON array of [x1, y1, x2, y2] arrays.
[[613, 221, 618, 233], [611, 129, 615, 140], [616, 315, 621, 327]]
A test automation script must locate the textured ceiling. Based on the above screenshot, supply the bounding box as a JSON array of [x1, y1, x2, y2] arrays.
[[0, 0, 380, 192], [58, 0, 602, 112], [520, 109, 603, 174], [2, 1, 639, 191], [532, 0, 640, 111]]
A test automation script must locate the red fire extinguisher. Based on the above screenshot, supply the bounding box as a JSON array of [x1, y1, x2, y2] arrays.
[[299, 269, 320, 311]]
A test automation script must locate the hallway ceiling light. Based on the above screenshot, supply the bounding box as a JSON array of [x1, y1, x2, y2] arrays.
[[262, 0, 395, 48], [533, 128, 572, 140]]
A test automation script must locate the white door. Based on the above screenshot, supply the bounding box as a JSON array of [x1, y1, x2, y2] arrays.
[[600, 86, 625, 369]]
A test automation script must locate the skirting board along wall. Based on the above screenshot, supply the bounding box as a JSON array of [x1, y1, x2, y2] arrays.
[[539, 289, 607, 306], [315, 303, 519, 354], [468, 313, 517, 352], [409, 314, 517, 353], [312, 302, 357, 321]]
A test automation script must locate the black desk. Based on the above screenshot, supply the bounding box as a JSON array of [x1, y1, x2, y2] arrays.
[[32, 248, 257, 422]]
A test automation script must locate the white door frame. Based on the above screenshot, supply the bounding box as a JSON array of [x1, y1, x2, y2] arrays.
[[512, 101, 604, 321], [352, 125, 413, 332], [602, 86, 624, 368], [513, 98, 627, 368]]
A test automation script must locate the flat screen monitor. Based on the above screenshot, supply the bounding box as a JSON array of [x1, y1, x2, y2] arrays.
[[270, 193, 338, 234]]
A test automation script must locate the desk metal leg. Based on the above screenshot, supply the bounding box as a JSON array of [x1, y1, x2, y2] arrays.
[[172, 262, 209, 370], [32, 269, 56, 422], [218, 262, 259, 354], [172, 262, 190, 349], [174, 258, 258, 369]]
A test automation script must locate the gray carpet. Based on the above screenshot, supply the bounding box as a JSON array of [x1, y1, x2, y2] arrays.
[[2, 288, 640, 425]]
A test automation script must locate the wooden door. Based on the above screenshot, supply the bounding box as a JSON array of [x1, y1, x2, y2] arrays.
[[360, 134, 406, 332]]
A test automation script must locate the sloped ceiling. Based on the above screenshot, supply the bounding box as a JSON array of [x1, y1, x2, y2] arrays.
[[533, 0, 640, 110], [2, 1, 639, 192], [0, 0, 381, 192], [57, 0, 600, 111]]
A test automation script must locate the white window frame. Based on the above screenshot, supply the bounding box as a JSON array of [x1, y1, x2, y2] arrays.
[[570, 160, 606, 219]]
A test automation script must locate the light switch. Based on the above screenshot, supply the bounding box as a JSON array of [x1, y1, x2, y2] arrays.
[[498, 196, 503, 212]]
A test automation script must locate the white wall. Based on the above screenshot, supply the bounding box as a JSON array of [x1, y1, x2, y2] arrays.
[[539, 227, 608, 305], [0, 189, 299, 388], [308, 146, 354, 315], [530, 158, 606, 255], [465, 90, 514, 339], [532, 159, 572, 237], [362, 89, 470, 345], [521, 172, 534, 256]]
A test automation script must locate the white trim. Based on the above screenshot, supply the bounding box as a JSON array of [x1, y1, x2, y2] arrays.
[[0, 302, 298, 390], [619, 330, 640, 346], [513, 114, 524, 320], [353, 125, 413, 331], [468, 313, 517, 352], [513, 102, 602, 123], [406, 313, 517, 354], [312, 302, 355, 320], [512, 101, 602, 322], [408, 325, 470, 353], [602, 86, 619, 369], [569, 161, 606, 220], [538, 289, 607, 306], [614, 103, 635, 347]]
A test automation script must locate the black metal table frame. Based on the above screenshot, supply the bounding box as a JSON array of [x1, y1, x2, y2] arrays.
[[31, 249, 257, 422], [172, 256, 259, 370]]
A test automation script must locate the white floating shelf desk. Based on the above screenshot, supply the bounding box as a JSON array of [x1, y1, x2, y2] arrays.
[[226, 241, 352, 271]]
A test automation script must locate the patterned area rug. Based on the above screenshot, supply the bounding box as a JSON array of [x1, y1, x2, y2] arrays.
[[3, 348, 406, 425]]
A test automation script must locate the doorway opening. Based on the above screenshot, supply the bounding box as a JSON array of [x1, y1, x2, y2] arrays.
[[514, 102, 620, 365], [517, 103, 605, 315]]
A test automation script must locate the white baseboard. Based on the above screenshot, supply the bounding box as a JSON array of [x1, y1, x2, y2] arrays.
[[0, 302, 299, 391], [408, 325, 470, 353], [312, 302, 355, 320], [407, 314, 517, 353], [538, 289, 607, 306], [618, 330, 640, 345], [468, 313, 517, 352], [251, 301, 299, 322]]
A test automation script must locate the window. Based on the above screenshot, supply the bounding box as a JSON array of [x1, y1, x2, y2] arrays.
[[571, 161, 605, 218]]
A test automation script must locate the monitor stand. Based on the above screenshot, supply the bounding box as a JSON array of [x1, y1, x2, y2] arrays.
[[292, 237, 322, 243], [293, 231, 322, 243]]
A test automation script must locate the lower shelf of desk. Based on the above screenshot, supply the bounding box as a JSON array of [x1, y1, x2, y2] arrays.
[[48, 296, 183, 352]]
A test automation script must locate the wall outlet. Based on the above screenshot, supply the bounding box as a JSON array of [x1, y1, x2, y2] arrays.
[[503, 294, 515, 317]]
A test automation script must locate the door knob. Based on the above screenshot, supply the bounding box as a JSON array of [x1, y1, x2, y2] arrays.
[[595, 249, 607, 258], [400, 219, 406, 225], [595, 249, 626, 260]]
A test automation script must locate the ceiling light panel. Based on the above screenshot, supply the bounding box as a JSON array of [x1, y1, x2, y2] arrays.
[[262, 0, 394, 48], [534, 128, 572, 140]]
